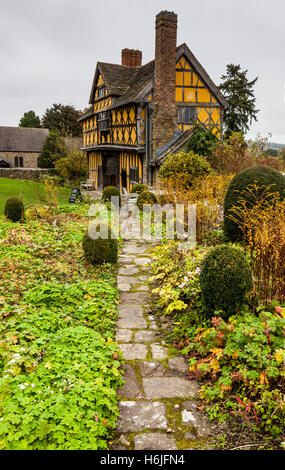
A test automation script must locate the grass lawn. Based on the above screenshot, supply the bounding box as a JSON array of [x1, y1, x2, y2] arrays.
[[0, 178, 71, 215]]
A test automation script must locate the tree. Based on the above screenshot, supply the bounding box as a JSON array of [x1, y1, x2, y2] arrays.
[[219, 64, 259, 137], [55, 150, 88, 183], [38, 131, 68, 168], [184, 124, 218, 157], [19, 110, 41, 128], [41, 104, 82, 137], [264, 148, 278, 158]]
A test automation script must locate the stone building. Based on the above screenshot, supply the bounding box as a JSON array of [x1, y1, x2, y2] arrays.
[[0, 127, 82, 170], [0, 127, 49, 168], [80, 10, 228, 193]]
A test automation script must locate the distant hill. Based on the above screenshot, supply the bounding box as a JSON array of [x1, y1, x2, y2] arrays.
[[265, 142, 285, 150]]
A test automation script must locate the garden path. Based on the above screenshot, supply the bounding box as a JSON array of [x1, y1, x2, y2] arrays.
[[112, 221, 215, 450]]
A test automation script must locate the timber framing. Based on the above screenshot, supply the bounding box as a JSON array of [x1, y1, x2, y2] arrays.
[[80, 10, 228, 193]]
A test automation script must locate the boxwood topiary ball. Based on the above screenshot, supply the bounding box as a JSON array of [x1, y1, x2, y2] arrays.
[[200, 245, 253, 318], [130, 184, 147, 194], [137, 191, 157, 210], [82, 228, 118, 265], [224, 166, 285, 242], [4, 197, 25, 222], [102, 186, 121, 205]]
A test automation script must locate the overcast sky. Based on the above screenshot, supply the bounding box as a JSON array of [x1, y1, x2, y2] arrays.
[[0, 0, 284, 143]]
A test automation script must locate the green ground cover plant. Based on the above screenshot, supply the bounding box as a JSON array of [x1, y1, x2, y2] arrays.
[[150, 241, 285, 446], [0, 203, 122, 449]]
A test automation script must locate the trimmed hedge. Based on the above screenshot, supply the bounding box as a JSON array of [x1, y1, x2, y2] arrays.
[[137, 191, 157, 210], [4, 197, 25, 222], [224, 166, 285, 241], [102, 186, 121, 205], [82, 228, 118, 265], [200, 245, 253, 318], [130, 184, 147, 194], [158, 151, 211, 187]]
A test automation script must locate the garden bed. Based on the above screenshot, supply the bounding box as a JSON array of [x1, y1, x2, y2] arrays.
[[0, 203, 123, 449], [149, 241, 285, 450]]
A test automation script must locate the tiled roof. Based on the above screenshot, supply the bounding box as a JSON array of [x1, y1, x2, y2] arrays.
[[0, 127, 49, 152], [108, 60, 154, 109], [83, 43, 228, 118], [152, 125, 207, 166]]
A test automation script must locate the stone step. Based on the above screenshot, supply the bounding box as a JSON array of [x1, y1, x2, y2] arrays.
[[117, 401, 167, 433]]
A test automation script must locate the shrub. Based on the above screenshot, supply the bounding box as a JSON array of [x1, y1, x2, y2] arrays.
[[208, 133, 285, 175], [4, 197, 25, 222], [82, 229, 118, 265], [158, 151, 211, 188], [55, 150, 88, 183], [230, 197, 285, 303], [224, 166, 285, 241], [38, 131, 68, 169], [160, 173, 233, 243], [130, 184, 147, 194], [137, 191, 157, 210], [102, 186, 121, 205], [184, 123, 218, 157], [200, 245, 253, 318]]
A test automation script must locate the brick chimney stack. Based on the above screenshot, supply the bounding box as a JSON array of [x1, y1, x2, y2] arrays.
[[154, 10, 177, 104], [121, 49, 142, 67], [152, 11, 178, 159]]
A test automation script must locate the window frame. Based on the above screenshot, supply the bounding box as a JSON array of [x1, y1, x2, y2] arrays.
[[178, 106, 197, 124], [98, 86, 105, 99], [97, 110, 110, 132]]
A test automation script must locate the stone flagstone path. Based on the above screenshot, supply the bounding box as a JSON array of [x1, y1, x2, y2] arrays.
[[112, 238, 216, 451]]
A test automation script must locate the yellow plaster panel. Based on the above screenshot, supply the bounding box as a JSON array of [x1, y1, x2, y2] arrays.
[[131, 128, 137, 144], [184, 72, 191, 86], [197, 88, 211, 103], [211, 108, 220, 123], [176, 71, 183, 86], [180, 56, 186, 68], [197, 107, 209, 123], [184, 88, 196, 102], [129, 107, 135, 123], [192, 72, 199, 86], [175, 88, 183, 102], [97, 74, 104, 86]]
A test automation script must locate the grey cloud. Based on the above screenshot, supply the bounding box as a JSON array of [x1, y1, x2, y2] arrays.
[[0, 0, 284, 143]]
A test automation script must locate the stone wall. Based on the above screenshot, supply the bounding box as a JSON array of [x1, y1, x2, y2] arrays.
[[151, 167, 161, 191], [152, 103, 177, 159], [0, 151, 40, 168], [0, 168, 50, 180]]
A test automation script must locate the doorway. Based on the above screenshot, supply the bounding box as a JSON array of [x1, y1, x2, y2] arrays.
[[121, 169, 127, 190], [103, 153, 120, 190]]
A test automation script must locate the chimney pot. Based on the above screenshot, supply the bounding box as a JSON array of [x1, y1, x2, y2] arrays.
[[121, 48, 142, 67]]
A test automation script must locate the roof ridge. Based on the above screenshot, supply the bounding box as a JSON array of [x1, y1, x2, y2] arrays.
[[0, 126, 48, 131]]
